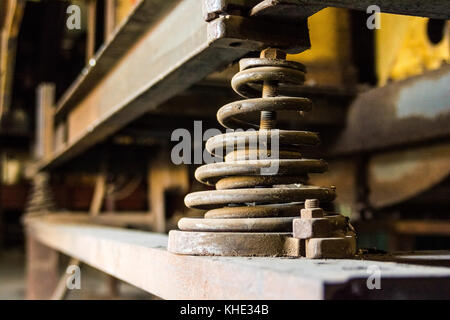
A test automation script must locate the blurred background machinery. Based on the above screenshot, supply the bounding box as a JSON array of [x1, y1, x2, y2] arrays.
[[0, 0, 449, 299]]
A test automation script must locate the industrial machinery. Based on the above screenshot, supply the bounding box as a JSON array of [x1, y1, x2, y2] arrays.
[[168, 47, 355, 257], [3, 0, 448, 300]]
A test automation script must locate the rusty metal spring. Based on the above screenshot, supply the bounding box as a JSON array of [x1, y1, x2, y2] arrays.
[[180, 49, 336, 233]]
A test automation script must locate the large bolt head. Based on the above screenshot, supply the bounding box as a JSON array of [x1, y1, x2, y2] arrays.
[[260, 48, 286, 60], [301, 208, 324, 219]]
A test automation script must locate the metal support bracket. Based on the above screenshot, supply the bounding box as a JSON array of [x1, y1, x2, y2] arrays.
[[203, 0, 323, 22]]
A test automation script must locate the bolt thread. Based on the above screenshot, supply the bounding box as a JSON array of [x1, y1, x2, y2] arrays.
[[305, 199, 319, 209], [260, 80, 278, 130]]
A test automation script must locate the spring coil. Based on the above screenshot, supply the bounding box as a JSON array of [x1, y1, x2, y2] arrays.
[[180, 50, 336, 234]]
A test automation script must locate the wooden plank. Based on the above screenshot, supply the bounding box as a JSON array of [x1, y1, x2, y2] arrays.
[[25, 217, 450, 299]]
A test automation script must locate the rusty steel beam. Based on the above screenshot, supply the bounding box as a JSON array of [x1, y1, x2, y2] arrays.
[[204, 0, 450, 20], [303, 0, 450, 20], [328, 65, 450, 156], [203, 0, 324, 21], [41, 0, 312, 170], [25, 217, 450, 299], [54, 0, 181, 120]]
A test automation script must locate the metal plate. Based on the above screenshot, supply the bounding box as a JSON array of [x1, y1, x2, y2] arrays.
[[178, 217, 294, 232], [168, 230, 300, 256]]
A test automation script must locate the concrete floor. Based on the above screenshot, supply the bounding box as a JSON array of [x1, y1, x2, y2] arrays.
[[0, 249, 156, 300], [0, 249, 26, 299]]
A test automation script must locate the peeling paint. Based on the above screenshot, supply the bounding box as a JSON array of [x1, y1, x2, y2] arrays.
[[397, 73, 450, 119]]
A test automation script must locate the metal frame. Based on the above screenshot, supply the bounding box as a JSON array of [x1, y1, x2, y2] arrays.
[[24, 0, 450, 300], [25, 216, 450, 299], [37, 0, 450, 170], [40, 0, 311, 170], [203, 0, 450, 20]]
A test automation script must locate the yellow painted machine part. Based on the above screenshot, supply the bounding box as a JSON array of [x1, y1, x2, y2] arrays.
[[289, 8, 350, 63], [0, 0, 24, 118], [116, 0, 138, 26], [376, 13, 450, 86], [288, 8, 353, 87]]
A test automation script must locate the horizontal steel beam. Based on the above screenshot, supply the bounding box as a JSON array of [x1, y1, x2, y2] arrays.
[[306, 0, 450, 19], [25, 216, 450, 299], [328, 65, 450, 156], [41, 0, 311, 170], [203, 0, 324, 21], [54, 0, 182, 120], [204, 0, 450, 20]]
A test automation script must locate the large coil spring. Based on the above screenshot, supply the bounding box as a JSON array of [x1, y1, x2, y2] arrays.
[[178, 49, 336, 235]]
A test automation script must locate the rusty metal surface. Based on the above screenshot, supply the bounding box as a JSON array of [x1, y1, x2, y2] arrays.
[[328, 65, 450, 156], [169, 49, 341, 257], [168, 230, 298, 256], [202, 0, 322, 22], [250, 0, 324, 23], [145, 83, 351, 126], [217, 97, 312, 129], [293, 214, 348, 239], [27, 219, 450, 299], [202, 0, 260, 21], [41, 0, 312, 170], [368, 142, 450, 208], [203, 0, 450, 21], [178, 217, 294, 232], [204, 203, 304, 218], [54, 0, 181, 120], [292, 200, 356, 259], [207, 15, 310, 54], [206, 131, 321, 156], [185, 187, 336, 210], [183, 51, 336, 220], [306, 236, 356, 259], [195, 160, 328, 185], [300, 0, 450, 19]]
